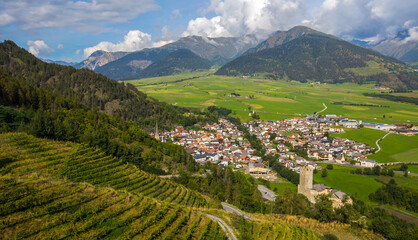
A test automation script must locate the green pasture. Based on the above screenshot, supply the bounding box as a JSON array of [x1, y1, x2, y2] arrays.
[[330, 128, 387, 149], [126, 73, 418, 124], [368, 134, 418, 163], [313, 164, 383, 204], [267, 178, 298, 195], [313, 164, 417, 204]]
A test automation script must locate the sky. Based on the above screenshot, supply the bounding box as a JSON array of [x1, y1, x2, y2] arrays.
[[0, 0, 417, 63]]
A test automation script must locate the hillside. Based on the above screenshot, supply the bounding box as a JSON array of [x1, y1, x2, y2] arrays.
[[138, 49, 211, 78], [245, 26, 336, 54], [0, 40, 206, 130], [95, 48, 173, 80], [0, 133, 228, 239], [94, 35, 259, 80], [0, 132, 386, 240], [216, 27, 418, 90]]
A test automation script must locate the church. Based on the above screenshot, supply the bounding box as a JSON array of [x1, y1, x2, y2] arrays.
[[298, 165, 352, 208]]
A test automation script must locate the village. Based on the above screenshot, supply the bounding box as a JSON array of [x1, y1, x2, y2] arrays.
[[151, 114, 415, 179]]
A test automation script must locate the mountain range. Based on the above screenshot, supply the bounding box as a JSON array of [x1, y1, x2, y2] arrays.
[[216, 26, 418, 90], [43, 26, 418, 87], [81, 35, 259, 80]]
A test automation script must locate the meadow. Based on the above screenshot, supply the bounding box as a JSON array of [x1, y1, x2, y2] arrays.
[[368, 134, 418, 163], [126, 73, 418, 124], [313, 164, 417, 204]]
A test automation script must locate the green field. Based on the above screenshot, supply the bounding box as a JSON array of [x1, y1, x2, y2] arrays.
[[368, 134, 418, 163], [313, 165, 383, 204], [330, 127, 386, 149], [126, 73, 418, 124], [313, 164, 418, 204]]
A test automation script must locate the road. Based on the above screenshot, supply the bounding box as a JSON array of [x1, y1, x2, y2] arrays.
[[257, 185, 277, 201], [374, 132, 390, 153], [317, 103, 327, 114], [221, 202, 256, 220], [205, 213, 238, 240]]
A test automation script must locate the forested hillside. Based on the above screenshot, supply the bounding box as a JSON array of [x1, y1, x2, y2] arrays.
[[0, 64, 201, 174], [0, 40, 202, 130], [138, 49, 211, 78]]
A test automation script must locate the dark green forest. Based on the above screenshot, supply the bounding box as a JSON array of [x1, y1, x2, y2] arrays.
[[138, 49, 211, 78], [0, 41, 205, 131]]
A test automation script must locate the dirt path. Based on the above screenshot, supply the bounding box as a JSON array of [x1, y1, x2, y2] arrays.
[[317, 103, 327, 114], [374, 132, 390, 153]]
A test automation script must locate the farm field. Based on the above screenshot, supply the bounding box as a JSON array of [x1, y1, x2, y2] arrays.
[[0, 133, 227, 239], [313, 164, 383, 204], [313, 164, 418, 204], [0, 133, 216, 209], [368, 134, 418, 163], [126, 73, 418, 124]]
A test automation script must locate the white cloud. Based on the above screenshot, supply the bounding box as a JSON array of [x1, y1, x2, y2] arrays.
[[27, 40, 53, 57], [182, 0, 417, 45], [0, 0, 158, 32], [304, 0, 418, 43], [402, 26, 418, 44], [57, 43, 64, 50], [83, 30, 153, 58], [183, 0, 306, 38], [75, 49, 81, 55]]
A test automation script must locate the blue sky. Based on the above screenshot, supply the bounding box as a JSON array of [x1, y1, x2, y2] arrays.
[[1, 0, 417, 62]]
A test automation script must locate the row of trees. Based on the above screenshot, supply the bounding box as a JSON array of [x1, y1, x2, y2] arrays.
[[350, 166, 395, 177], [369, 179, 417, 213]]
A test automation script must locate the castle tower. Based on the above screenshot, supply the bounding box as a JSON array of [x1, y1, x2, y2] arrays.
[[155, 120, 160, 141], [298, 165, 313, 200]]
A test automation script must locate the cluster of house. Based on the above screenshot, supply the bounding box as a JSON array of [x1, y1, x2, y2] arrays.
[[153, 114, 414, 175], [154, 119, 265, 171], [243, 115, 378, 170]]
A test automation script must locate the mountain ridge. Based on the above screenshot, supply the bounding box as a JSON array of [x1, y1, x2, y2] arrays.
[[216, 27, 418, 90]]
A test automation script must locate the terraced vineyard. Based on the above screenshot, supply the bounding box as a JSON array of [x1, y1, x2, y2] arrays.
[[244, 221, 322, 240], [0, 133, 216, 209], [0, 177, 226, 239]]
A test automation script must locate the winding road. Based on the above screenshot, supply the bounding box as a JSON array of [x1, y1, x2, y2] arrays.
[[317, 103, 327, 114], [205, 214, 238, 240], [374, 132, 390, 153], [221, 203, 256, 220]]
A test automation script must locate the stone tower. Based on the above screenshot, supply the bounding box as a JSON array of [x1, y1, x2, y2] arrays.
[[155, 120, 160, 141], [298, 165, 313, 197]]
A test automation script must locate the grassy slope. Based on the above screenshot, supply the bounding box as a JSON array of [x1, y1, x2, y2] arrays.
[[127, 73, 418, 124], [330, 127, 386, 149], [313, 164, 418, 204], [313, 165, 383, 204], [368, 134, 418, 163]]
